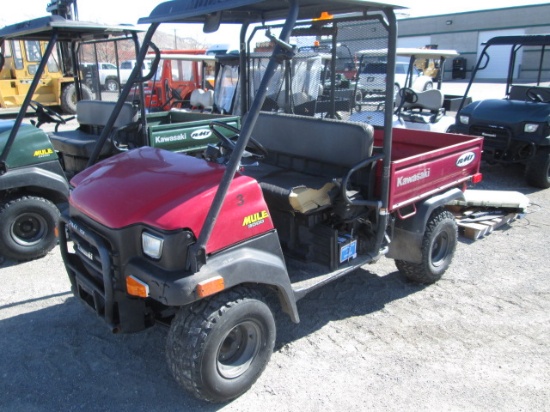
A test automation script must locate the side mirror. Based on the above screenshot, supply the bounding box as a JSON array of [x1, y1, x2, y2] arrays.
[[204, 12, 221, 33]]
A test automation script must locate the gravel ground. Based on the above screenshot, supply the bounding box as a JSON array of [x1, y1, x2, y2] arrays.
[[1, 85, 549, 411]]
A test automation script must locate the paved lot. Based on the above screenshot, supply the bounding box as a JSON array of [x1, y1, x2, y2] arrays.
[[1, 83, 549, 411]]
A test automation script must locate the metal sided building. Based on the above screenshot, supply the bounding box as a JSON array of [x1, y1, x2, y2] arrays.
[[396, 3, 550, 81]]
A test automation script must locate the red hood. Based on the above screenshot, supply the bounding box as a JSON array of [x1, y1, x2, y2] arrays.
[[70, 147, 273, 253], [70, 147, 224, 229]]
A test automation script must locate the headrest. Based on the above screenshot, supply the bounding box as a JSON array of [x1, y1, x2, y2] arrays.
[[190, 89, 214, 109]]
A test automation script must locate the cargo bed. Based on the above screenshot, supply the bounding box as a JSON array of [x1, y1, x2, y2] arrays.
[[374, 128, 483, 211]]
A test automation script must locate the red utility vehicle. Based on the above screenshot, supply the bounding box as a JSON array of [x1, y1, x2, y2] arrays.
[[60, 0, 483, 404]]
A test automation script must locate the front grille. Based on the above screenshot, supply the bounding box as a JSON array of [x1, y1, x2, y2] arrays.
[[65, 217, 118, 326], [470, 124, 511, 151], [66, 217, 118, 304], [72, 234, 103, 281], [69, 220, 109, 285]]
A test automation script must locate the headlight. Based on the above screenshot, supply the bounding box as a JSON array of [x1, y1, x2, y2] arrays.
[[524, 123, 539, 133], [142, 232, 164, 259], [459, 115, 469, 125]]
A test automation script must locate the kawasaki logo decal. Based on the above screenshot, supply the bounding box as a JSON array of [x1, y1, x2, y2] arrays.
[[456, 152, 476, 167], [191, 129, 212, 140], [397, 169, 431, 187], [155, 133, 187, 144]]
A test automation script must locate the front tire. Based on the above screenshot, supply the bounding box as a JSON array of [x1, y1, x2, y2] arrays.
[[393, 83, 400, 100], [166, 287, 276, 403], [0, 196, 60, 261], [525, 147, 550, 188], [395, 208, 457, 284]]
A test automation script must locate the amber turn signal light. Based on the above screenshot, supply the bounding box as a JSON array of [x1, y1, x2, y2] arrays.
[[126, 275, 150, 298], [197, 276, 225, 298]]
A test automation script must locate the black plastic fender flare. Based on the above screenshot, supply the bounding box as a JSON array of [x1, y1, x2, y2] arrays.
[[386, 188, 464, 263], [125, 231, 300, 323], [0, 163, 69, 202]]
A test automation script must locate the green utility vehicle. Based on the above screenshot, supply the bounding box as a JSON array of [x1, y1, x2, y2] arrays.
[[0, 16, 143, 261], [0, 14, 244, 261]]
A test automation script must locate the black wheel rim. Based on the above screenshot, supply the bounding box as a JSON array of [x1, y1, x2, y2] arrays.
[[11, 212, 47, 246], [431, 230, 449, 268], [217, 320, 262, 379]]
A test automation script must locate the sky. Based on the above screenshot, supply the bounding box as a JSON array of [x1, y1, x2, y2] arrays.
[[1, 0, 548, 43]]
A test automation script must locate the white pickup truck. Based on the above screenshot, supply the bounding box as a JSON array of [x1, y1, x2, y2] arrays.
[[83, 60, 152, 92]]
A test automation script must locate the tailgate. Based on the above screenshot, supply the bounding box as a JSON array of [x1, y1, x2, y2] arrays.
[[147, 113, 240, 153], [376, 128, 483, 211]]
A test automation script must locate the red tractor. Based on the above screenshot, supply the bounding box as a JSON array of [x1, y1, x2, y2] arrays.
[[137, 49, 216, 111]]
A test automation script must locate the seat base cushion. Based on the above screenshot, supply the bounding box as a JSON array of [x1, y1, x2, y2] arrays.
[[49, 129, 113, 157], [242, 164, 336, 213]]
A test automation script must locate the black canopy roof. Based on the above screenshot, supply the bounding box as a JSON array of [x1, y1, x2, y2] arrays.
[[484, 34, 550, 47], [0, 15, 141, 42], [139, 0, 403, 25]]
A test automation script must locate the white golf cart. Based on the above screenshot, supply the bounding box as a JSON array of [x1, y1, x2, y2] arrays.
[[350, 48, 460, 132]]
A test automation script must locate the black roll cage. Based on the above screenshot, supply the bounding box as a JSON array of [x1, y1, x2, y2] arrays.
[[0, 16, 142, 175], [457, 34, 550, 114], [84, 0, 400, 272]]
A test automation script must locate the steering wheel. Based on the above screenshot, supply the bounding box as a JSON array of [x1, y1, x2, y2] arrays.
[[526, 87, 547, 103], [209, 121, 268, 160], [29, 101, 67, 129], [399, 87, 419, 104], [394, 87, 419, 115]]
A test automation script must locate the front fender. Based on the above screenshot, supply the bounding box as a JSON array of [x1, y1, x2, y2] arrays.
[[0, 162, 69, 201], [126, 230, 300, 323]]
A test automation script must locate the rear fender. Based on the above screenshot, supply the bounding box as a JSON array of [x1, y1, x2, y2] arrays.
[[386, 188, 464, 263]]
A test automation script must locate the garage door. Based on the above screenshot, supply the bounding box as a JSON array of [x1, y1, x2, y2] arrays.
[[476, 29, 525, 79]]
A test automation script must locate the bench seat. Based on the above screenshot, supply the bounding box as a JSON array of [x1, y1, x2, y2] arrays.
[[240, 112, 374, 214], [49, 100, 137, 158]]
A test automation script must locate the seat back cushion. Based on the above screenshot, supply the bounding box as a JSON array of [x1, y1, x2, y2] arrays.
[[251, 112, 374, 170], [77, 100, 136, 129], [403, 89, 443, 111]]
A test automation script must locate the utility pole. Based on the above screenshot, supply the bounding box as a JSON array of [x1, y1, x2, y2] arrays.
[[46, 0, 79, 20]]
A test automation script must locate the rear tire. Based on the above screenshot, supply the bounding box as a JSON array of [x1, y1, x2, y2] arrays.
[[0, 196, 60, 261], [395, 208, 457, 284], [166, 287, 276, 403], [105, 78, 120, 92], [525, 147, 550, 188], [60, 83, 94, 114]]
